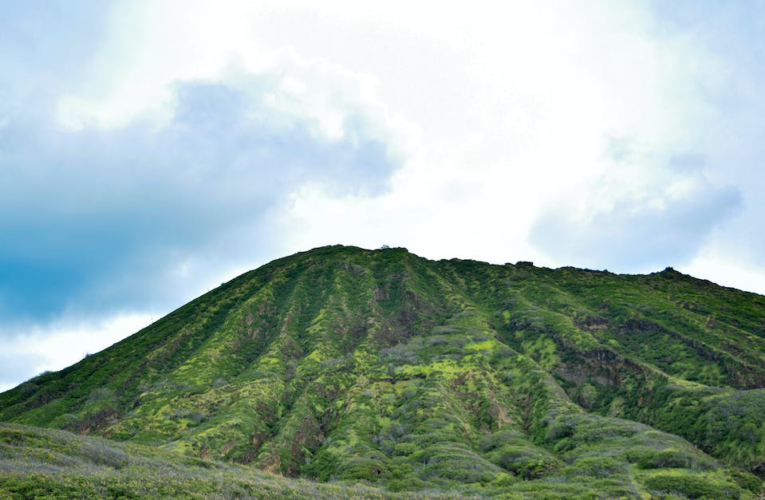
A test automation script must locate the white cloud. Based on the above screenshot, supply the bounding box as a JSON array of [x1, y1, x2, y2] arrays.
[[3, 0, 765, 391], [52, 0, 762, 283], [683, 246, 765, 296], [0, 313, 153, 392]]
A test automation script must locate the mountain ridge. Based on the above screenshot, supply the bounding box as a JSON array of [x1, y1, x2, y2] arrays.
[[2, 244, 765, 497]]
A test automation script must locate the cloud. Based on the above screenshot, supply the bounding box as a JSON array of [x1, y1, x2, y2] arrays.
[[0, 313, 152, 392], [0, 1, 109, 111], [0, 352, 43, 393], [0, 64, 403, 325], [529, 170, 742, 271], [3, 0, 765, 393]]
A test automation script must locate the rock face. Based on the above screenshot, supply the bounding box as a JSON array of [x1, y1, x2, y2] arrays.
[[2, 245, 765, 497]]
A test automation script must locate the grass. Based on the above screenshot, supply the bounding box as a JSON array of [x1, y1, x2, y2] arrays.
[[0, 422, 448, 499]]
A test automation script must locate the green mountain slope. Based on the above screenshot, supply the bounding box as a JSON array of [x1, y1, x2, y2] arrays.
[[2, 245, 764, 497]]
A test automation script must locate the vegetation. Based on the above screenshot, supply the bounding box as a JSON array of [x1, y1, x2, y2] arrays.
[[1, 245, 764, 497], [0, 422, 440, 498]]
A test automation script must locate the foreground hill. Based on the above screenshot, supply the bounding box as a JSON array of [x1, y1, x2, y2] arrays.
[[2, 245, 765, 497], [0, 422, 424, 499]]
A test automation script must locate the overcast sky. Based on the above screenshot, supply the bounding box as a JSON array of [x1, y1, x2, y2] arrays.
[[1, 0, 765, 391]]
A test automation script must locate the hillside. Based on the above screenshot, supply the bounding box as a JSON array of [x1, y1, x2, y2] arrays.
[[0, 422, 432, 499], [2, 245, 765, 498]]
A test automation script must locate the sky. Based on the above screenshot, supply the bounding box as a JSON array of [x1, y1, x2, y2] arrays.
[[1, 0, 765, 391]]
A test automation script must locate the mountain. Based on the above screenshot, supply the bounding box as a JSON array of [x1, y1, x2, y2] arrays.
[[2, 245, 765, 498]]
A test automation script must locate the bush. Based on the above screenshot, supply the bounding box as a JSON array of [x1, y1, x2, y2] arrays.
[[637, 450, 700, 470], [19, 383, 39, 397], [79, 443, 130, 469], [88, 388, 115, 402], [644, 473, 742, 499]]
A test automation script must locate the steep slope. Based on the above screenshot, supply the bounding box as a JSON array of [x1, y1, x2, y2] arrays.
[[1, 245, 764, 497]]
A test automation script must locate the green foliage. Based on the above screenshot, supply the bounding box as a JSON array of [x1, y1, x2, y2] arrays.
[[0, 423, 434, 499], [643, 473, 743, 499], [1, 245, 765, 497]]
